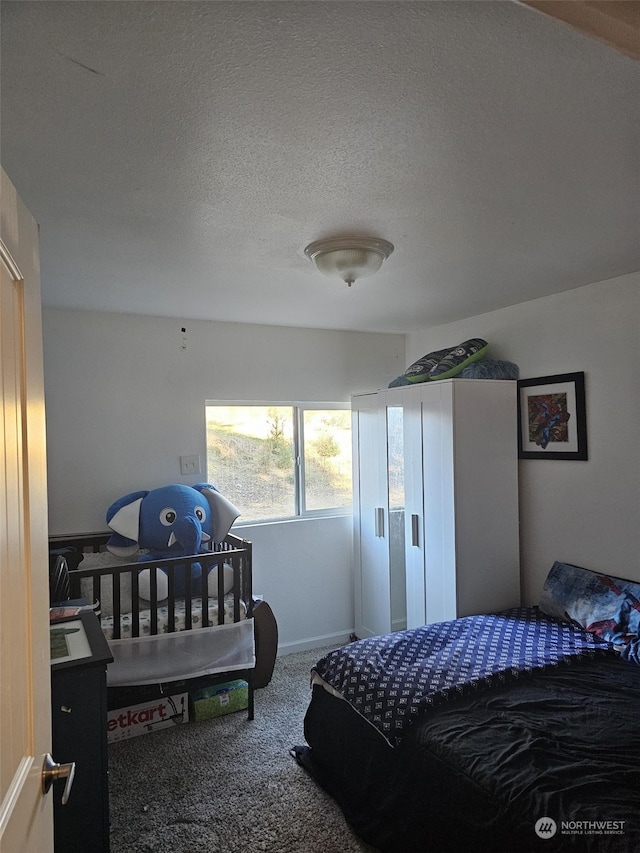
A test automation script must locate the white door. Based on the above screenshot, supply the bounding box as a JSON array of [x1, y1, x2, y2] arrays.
[[383, 394, 407, 633], [388, 383, 446, 630], [0, 168, 54, 853], [399, 384, 428, 629], [417, 382, 453, 625]]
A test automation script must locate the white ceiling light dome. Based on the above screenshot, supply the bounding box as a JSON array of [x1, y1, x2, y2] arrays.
[[304, 236, 394, 287]]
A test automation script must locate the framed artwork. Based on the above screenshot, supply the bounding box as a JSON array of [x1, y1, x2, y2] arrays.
[[517, 371, 588, 460], [50, 616, 92, 664]]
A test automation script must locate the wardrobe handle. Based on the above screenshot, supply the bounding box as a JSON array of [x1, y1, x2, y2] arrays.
[[411, 514, 420, 547], [374, 507, 385, 538]]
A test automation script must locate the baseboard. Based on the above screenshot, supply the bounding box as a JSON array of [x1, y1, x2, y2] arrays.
[[277, 630, 354, 656]]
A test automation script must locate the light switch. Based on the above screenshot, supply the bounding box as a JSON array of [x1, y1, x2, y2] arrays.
[[180, 454, 201, 475]]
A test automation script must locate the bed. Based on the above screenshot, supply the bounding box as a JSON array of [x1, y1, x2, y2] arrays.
[[294, 561, 640, 852], [49, 530, 257, 717]]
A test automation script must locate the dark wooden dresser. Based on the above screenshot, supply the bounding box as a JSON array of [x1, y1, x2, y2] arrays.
[[50, 610, 113, 853]]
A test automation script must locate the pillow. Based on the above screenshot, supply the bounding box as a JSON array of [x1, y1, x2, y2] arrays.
[[388, 374, 411, 388], [428, 338, 489, 380], [460, 358, 519, 380], [540, 561, 640, 663], [404, 347, 452, 383]]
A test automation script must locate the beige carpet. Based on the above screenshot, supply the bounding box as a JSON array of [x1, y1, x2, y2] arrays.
[[108, 646, 379, 853]]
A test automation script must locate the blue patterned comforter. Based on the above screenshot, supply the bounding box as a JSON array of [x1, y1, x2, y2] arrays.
[[312, 607, 613, 746]]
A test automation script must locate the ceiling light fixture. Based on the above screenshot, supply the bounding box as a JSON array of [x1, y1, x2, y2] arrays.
[[304, 236, 394, 287]]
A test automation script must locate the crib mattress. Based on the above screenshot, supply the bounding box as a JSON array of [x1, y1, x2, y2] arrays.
[[101, 596, 247, 640]]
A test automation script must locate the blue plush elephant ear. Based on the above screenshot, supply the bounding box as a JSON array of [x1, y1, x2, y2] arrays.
[[106, 532, 139, 557], [106, 490, 148, 556], [193, 484, 241, 543], [193, 483, 216, 493]]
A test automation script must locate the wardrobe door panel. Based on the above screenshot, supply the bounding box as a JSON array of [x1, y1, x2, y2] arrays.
[[402, 388, 428, 629], [385, 402, 407, 633], [419, 383, 457, 625]]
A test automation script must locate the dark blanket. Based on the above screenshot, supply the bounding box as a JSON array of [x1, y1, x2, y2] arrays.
[[297, 654, 640, 852], [312, 607, 612, 745]]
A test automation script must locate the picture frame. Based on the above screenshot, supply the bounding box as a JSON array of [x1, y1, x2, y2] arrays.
[[517, 371, 588, 460], [50, 615, 93, 665]]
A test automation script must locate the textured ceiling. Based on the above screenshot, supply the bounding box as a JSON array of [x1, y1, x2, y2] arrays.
[[1, 1, 638, 333]]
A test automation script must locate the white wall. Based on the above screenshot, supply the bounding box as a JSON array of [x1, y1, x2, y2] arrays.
[[407, 272, 640, 604], [42, 308, 404, 651], [43, 274, 640, 649], [233, 515, 354, 654]]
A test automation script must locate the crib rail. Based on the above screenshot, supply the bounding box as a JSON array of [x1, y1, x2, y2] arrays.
[[49, 532, 253, 640]]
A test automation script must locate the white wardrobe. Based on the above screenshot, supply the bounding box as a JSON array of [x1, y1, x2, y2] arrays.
[[352, 378, 520, 639]]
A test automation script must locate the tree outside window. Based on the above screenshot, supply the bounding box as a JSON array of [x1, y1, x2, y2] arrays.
[[205, 404, 352, 522]]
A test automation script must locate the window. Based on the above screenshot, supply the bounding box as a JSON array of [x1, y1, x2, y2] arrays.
[[205, 404, 352, 522]]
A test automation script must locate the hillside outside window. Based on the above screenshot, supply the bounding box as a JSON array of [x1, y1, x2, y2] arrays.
[[205, 404, 352, 522]]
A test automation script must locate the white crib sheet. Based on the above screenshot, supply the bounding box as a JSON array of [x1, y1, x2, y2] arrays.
[[101, 595, 247, 640]]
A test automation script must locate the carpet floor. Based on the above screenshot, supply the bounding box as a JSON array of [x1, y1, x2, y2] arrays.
[[108, 646, 379, 853]]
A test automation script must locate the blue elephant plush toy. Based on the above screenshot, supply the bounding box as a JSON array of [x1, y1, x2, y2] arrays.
[[105, 483, 240, 601]]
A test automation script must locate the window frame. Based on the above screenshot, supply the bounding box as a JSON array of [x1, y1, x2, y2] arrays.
[[205, 400, 352, 525]]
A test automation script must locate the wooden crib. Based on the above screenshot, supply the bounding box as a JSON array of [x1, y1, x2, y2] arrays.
[[49, 531, 256, 718]]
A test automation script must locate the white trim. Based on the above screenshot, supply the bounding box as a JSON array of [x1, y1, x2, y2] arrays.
[[237, 508, 351, 528], [205, 400, 351, 410], [0, 756, 34, 839], [0, 237, 23, 281], [277, 630, 354, 656]]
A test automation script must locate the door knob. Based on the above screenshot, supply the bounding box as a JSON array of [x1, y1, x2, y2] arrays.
[[42, 753, 75, 805]]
